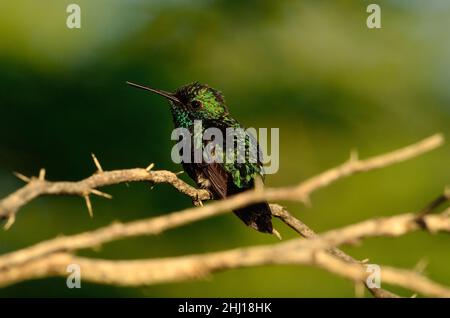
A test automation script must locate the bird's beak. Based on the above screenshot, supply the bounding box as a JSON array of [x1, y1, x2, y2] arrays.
[[126, 81, 180, 104]]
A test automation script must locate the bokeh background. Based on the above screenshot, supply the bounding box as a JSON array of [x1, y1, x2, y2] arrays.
[[1, 0, 449, 297]]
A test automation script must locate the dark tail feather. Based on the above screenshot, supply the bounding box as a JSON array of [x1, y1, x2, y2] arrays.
[[233, 201, 273, 234]]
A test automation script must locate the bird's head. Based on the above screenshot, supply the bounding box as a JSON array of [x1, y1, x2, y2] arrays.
[[127, 81, 229, 126]]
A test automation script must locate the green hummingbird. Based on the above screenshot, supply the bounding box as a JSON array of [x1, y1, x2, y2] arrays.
[[127, 81, 275, 235]]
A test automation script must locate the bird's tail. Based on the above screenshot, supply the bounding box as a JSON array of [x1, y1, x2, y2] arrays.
[[233, 201, 274, 234]]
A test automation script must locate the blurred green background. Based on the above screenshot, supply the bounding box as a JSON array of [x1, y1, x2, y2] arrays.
[[0, 0, 449, 297]]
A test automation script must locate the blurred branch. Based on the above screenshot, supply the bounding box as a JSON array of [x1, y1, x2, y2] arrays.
[[1, 199, 449, 295], [270, 205, 399, 298], [290, 133, 444, 204], [1, 218, 450, 297], [0, 133, 447, 297]]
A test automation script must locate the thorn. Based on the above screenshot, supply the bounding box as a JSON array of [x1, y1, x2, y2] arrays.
[[410, 293, 418, 298], [38, 168, 46, 181], [3, 214, 16, 230], [91, 153, 104, 173], [90, 189, 113, 199], [175, 171, 184, 176], [300, 194, 312, 207], [349, 149, 359, 163], [360, 258, 370, 264], [414, 258, 429, 274], [13, 172, 31, 183], [145, 163, 155, 171], [84, 195, 94, 218], [272, 228, 282, 240]]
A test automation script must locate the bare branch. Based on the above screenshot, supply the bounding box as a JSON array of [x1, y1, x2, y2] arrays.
[[1, 199, 449, 293], [0, 168, 211, 221], [0, 242, 449, 297], [0, 134, 443, 225], [0, 134, 446, 297], [270, 204, 398, 298], [289, 133, 444, 202]]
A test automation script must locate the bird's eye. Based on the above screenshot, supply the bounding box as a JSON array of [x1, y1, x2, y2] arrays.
[[191, 100, 203, 109]]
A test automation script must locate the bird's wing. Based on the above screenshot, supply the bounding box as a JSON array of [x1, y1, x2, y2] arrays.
[[200, 161, 230, 199], [200, 117, 264, 190]]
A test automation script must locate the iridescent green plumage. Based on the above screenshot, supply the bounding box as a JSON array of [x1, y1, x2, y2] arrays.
[[128, 81, 273, 234], [172, 82, 264, 190]]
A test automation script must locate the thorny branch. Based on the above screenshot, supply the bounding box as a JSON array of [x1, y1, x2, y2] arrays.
[[0, 134, 448, 297], [1, 165, 210, 226], [0, 134, 443, 226]]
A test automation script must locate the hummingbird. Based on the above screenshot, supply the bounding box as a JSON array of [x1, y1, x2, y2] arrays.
[[127, 81, 276, 236]]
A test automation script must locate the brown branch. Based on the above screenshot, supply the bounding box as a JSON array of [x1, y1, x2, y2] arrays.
[[0, 134, 443, 227], [270, 205, 399, 298], [0, 167, 210, 224], [1, 186, 448, 275], [1, 240, 450, 297], [274, 211, 450, 258], [288, 133, 444, 203], [0, 204, 399, 297], [1, 202, 449, 295], [0, 134, 446, 297]]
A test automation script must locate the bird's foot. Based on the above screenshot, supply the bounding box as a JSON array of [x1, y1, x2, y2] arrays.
[[192, 188, 213, 207], [192, 198, 204, 207]]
